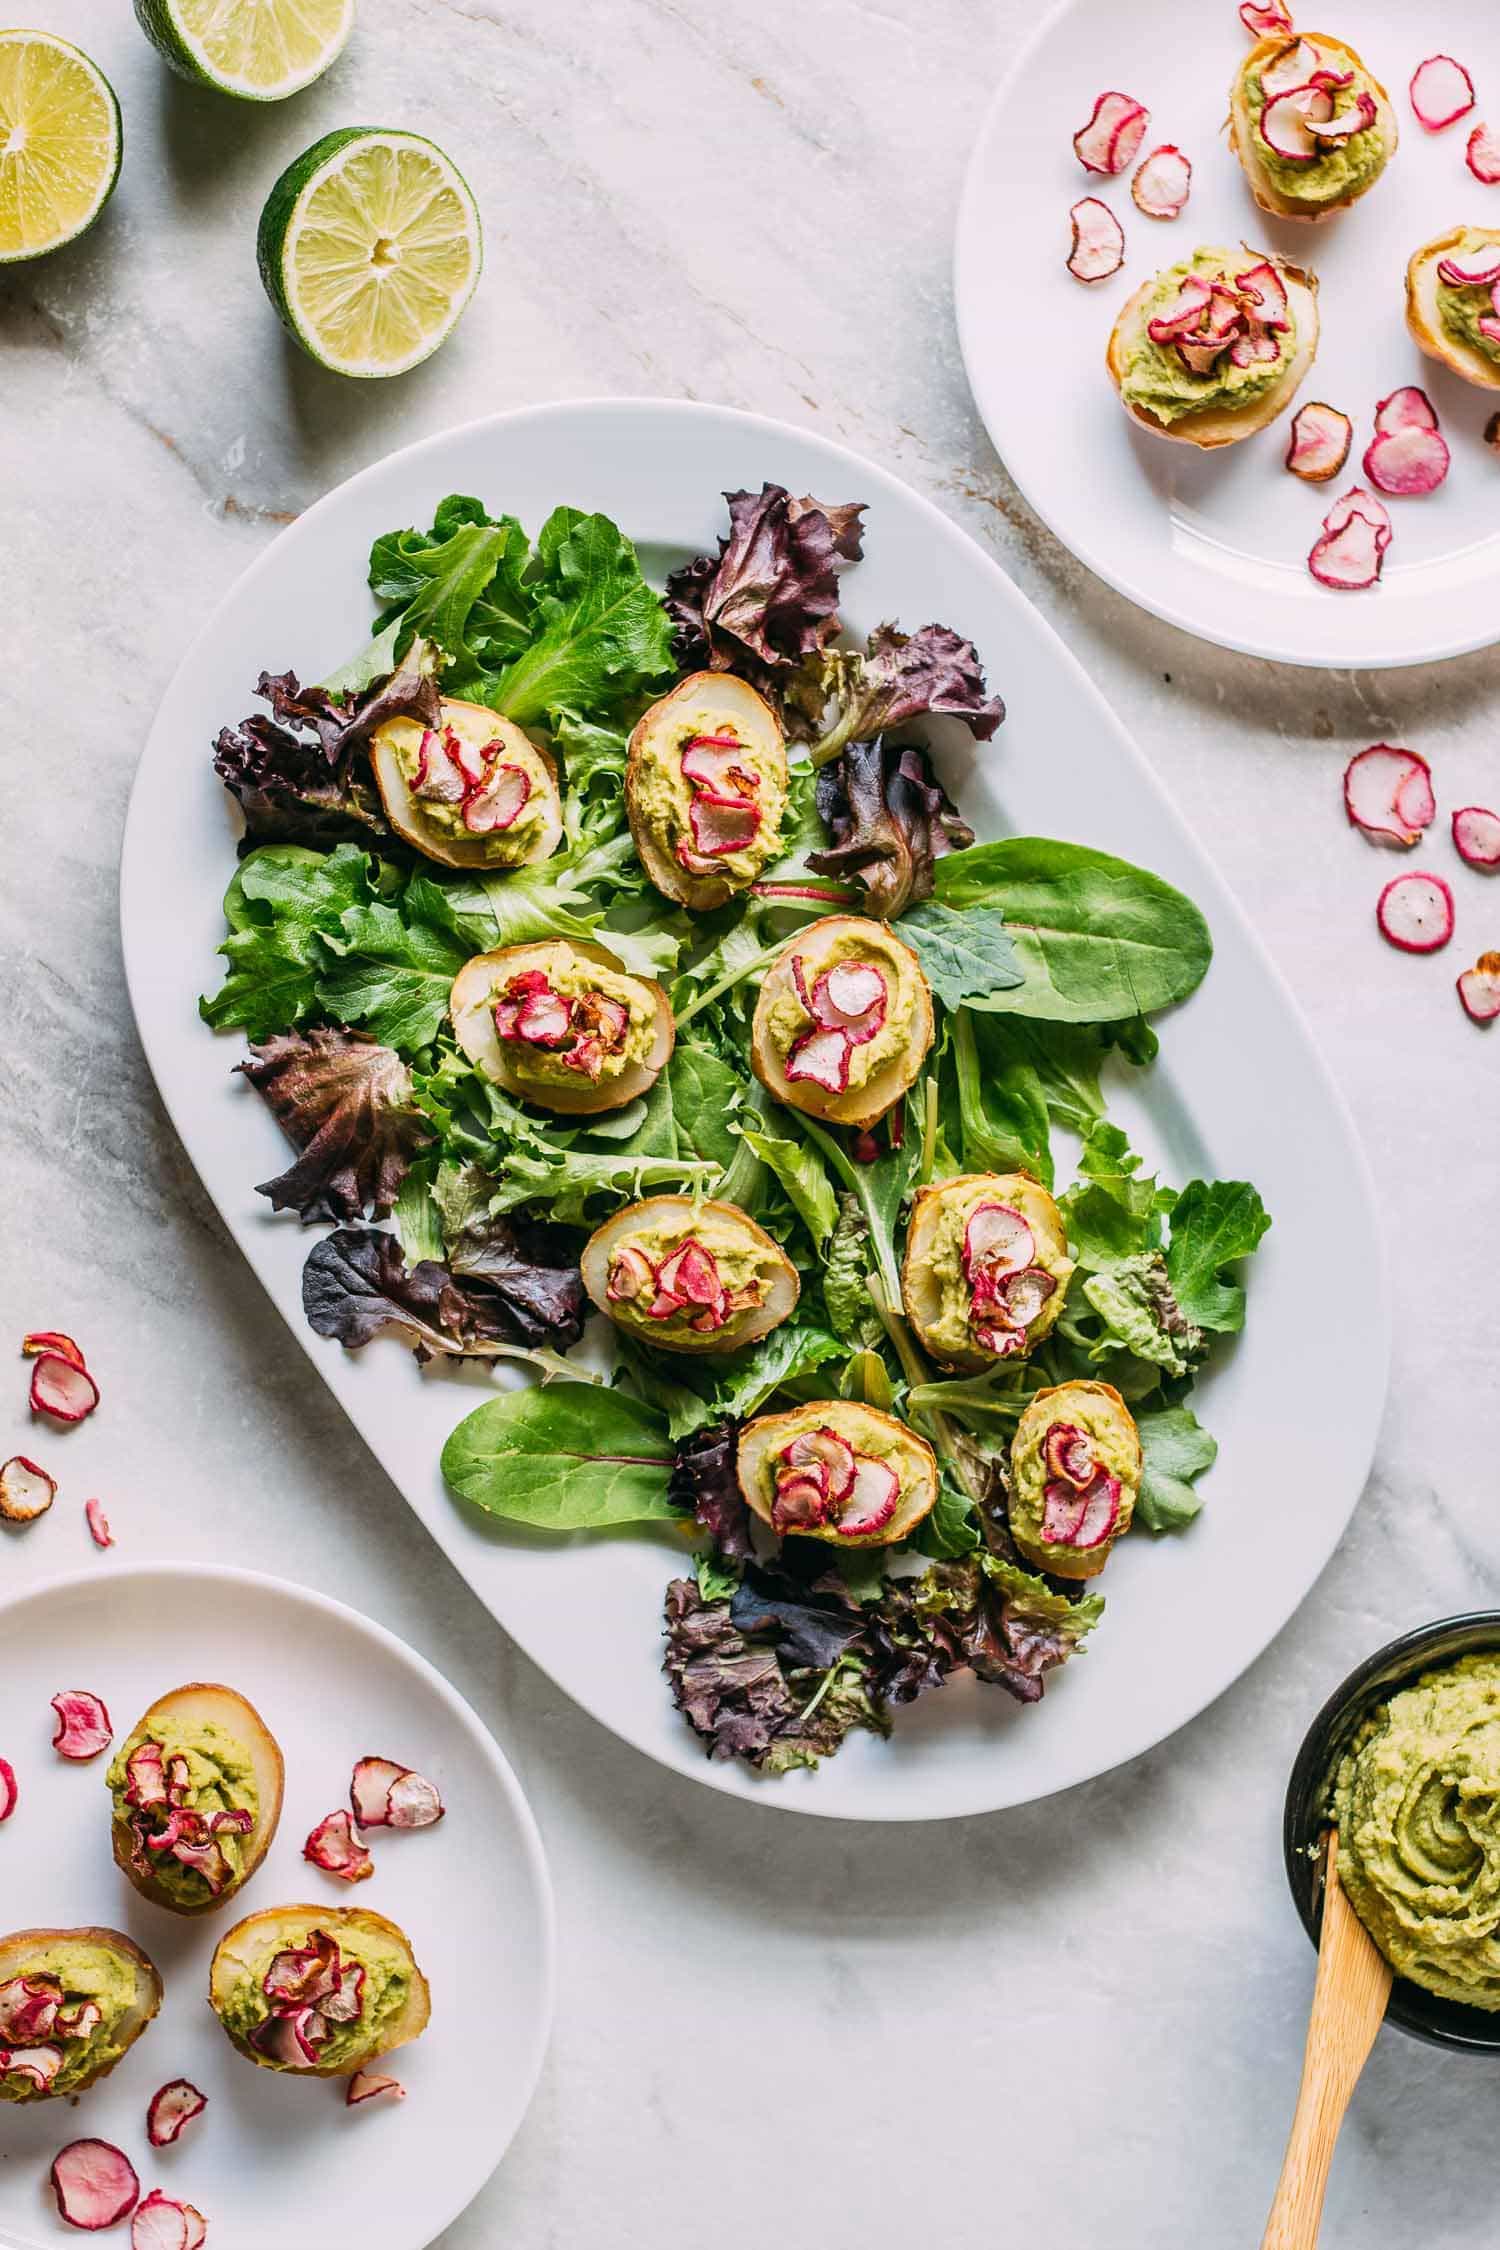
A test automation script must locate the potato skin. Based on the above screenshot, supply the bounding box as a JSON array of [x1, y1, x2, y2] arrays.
[[750, 918, 933, 1131], [0, 1927, 162, 2101], [450, 940, 674, 1116], [209, 1904, 431, 2080], [371, 699, 563, 870], [109, 1682, 285, 1918], [1228, 34, 1397, 221], [737, 1403, 939, 1548], [1406, 227, 1500, 392], [1106, 259, 1320, 450], [626, 673, 787, 910]]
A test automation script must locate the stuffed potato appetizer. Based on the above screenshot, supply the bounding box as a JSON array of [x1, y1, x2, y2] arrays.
[[902, 1173, 1073, 1370], [451, 939, 674, 1117], [107, 1683, 284, 1917], [371, 696, 563, 870], [738, 1402, 938, 1547], [1406, 226, 1500, 391], [750, 916, 932, 1131], [1008, 1381, 1142, 1582], [210, 1904, 430, 2078], [1107, 246, 1319, 449], [1229, 33, 1396, 221], [0, 1927, 162, 2102], [626, 673, 788, 910], [581, 1195, 799, 1354]]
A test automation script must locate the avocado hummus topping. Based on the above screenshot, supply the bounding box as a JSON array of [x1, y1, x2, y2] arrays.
[[0, 1943, 142, 2098], [1331, 1653, 1500, 2007], [1009, 1382, 1141, 1580], [764, 924, 917, 1097], [1435, 232, 1500, 366], [494, 948, 658, 1091], [605, 1218, 776, 1339], [107, 1720, 258, 1907], [389, 708, 553, 854], [1120, 249, 1297, 425], [628, 674, 787, 892], [770, 1422, 901, 1539], [906, 1173, 1073, 1365], [1246, 38, 1386, 204], [221, 1925, 402, 2071]]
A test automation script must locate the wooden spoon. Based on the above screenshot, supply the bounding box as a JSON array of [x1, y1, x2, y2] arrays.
[[1261, 1829, 1394, 2250]]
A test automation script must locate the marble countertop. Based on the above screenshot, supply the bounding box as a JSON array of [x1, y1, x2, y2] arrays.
[[4, 2, 1499, 2243]]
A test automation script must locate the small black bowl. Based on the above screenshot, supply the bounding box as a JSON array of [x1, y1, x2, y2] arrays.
[[1284, 1610, 1500, 2052]]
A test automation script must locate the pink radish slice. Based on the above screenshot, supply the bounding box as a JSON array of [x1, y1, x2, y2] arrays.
[[51, 1691, 111, 1761], [785, 1026, 851, 1091], [462, 762, 530, 834], [1240, 0, 1294, 33], [1308, 514, 1385, 590], [50, 2141, 140, 2231], [1458, 954, 1500, 1022], [350, 1756, 408, 1827], [1478, 316, 1500, 348], [1468, 124, 1500, 183], [1260, 40, 1324, 98], [1042, 1480, 1089, 1544], [835, 1455, 900, 1537], [84, 1499, 113, 1550], [1045, 1423, 1097, 1489], [1072, 1474, 1122, 1550], [21, 1331, 87, 1369], [0, 1759, 15, 1822], [1286, 402, 1352, 481], [1436, 247, 1500, 287], [1066, 198, 1125, 282], [348, 2067, 406, 2106], [1073, 91, 1149, 175], [786, 1428, 858, 1503], [1131, 145, 1191, 218], [1363, 425, 1450, 497], [1147, 273, 1215, 341], [132, 2191, 201, 2250], [386, 1770, 445, 1829], [963, 1203, 1035, 1281], [1312, 91, 1377, 142], [1410, 55, 1475, 130], [1453, 807, 1500, 869], [1343, 746, 1435, 847], [147, 2081, 207, 2148], [0, 1453, 56, 1523], [989, 1267, 1056, 1331], [1322, 487, 1392, 547], [1260, 84, 1333, 161], [1374, 386, 1439, 434], [1377, 872, 1454, 953], [303, 1809, 373, 1882], [29, 1354, 99, 1424]]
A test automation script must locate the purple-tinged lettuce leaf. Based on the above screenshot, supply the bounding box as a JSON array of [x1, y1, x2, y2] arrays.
[[212, 655, 439, 849], [893, 1556, 1103, 1707], [239, 1028, 432, 1224], [808, 622, 1005, 769], [664, 484, 865, 674], [809, 739, 976, 918], [302, 1224, 586, 1357], [668, 1419, 752, 1562]]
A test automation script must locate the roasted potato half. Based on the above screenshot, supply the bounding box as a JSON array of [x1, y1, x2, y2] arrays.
[[902, 1172, 1073, 1371], [371, 696, 563, 870], [627, 672, 788, 910], [581, 1195, 800, 1354], [0, 1927, 162, 2102], [1009, 1381, 1142, 1583], [1406, 227, 1500, 391], [1106, 251, 1319, 449], [210, 1904, 431, 2080], [1228, 34, 1397, 221], [738, 1402, 938, 1548], [108, 1682, 284, 1917], [451, 938, 674, 1116], [750, 916, 933, 1131]]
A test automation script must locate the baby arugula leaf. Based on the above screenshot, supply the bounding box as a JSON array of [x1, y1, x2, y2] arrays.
[[1135, 1406, 1218, 1533], [1164, 1180, 1271, 1334], [441, 1383, 680, 1531]]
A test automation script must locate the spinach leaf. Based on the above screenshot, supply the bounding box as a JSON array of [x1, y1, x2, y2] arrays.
[[1164, 1180, 1271, 1334], [900, 900, 1022, 1011], [952, 1010, 1052, 1185], [441, 1383, 679, 1530], [908, 1474, 984, 1560]]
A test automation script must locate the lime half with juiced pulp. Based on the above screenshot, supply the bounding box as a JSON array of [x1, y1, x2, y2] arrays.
[[133, 0, 355, 101], [258, 127, 482, 379], [0, 30, 121, 264]]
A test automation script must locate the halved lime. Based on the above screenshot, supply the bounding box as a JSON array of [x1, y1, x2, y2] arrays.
[[0, 31, 121, 264], [258, 128, 482, 379], [133, 0, 354, 102]]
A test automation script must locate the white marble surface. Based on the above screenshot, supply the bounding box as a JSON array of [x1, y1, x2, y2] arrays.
[[3, 2, 1499, 2244]]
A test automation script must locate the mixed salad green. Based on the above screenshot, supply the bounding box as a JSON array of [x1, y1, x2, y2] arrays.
[[202, 483, 1268, 1780]]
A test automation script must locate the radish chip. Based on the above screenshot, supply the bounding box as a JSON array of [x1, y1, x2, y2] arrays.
[[1344, 746, 1435, 847], [1468, 123, 1500, 183], [1363, 424, 1450, 497], [1453, 806, 1500, 869], [84, 1499, 114, 1550], [347, 2066, 406, 2106], [132, 2192, 206, 2250], [0, 1454, 57, 1524], [1073, 91, 1150, 175], [1308, 512, 1386, 590], [386, 1770, 444, 1829], [1377, 871, 1454, 953], [1458, 952, 1500, 1022], [1240, 0, 1294, 32], [21, 1331, 87, 1370], [303, 1809, 374, 1883], [147, 2080, 207, 2148], [350, 1757, 408, 1827], [1410, 55, 1475, 130], [51, 1691, 112, 1762], [1066, 197, 1124, 282], [0, 1758, 16, 1822], [1131, 145, 1191, 218], [1323, 487, 1392, 545], [50, 2140, 140, 2231], [1374, 385, 1439, 434], [1286, 402, 1352, 482], [29, 1354, 99, 1425]]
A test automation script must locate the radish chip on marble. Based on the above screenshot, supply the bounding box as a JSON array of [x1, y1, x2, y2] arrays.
[[1458, 953, 1500, 1022], [84, 1499, 114, 1550], [1376, 872, 1454, 953], [21, 1331, 87, 1370], [1453, 807, 1500, 869], [0, 1454, 57, 1524], [29, 1354, 99, 1425], [1343, 746, 1435, 847]]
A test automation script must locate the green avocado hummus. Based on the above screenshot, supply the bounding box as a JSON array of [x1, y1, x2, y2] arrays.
[[919, 1175, 1073, 1362], [1120, 249, 1294, 426], [389, 706, 554, 860], [765, 923, 921, 1095], [219, 1922, 411, 2071], [604, 1207, 783, 1343], [1436, 231, 1500, 368], [1244, 49, 1387, 208], [632, 683, 787, 886], [107, 1713, 258, 1908], [0, 1939, 144, 2099], [499, 945, 659, 1094], [1331, 1653, 1500, 2007], [1009, 1383, 1140, 1573]]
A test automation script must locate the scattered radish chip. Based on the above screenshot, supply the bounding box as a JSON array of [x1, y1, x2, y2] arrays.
[[347, 2066, 406, 2106], [50, 2140, 140, 2231], [1377, 871, 1454, 953], [1374, 385, 1439, 434], [0, 1454, 57, 1524], [1343, 746, 1435, 847], [386, 1771, 444, 1830], [29, 1353, 99, 1425], [1363, 425, 1450, 497], [1131, 144, 1192, 218], [1308, 512, 1386, 590], [1073, 91, 1150, 174], [131, 2191, 204, 2250], [1453, 806, 1500, 869], [350, 1757, 408, 1827], [303, 1809, 373, 1883], [84, 1499, 114, 1550], [1410, 55, 1475, 130], [147, 2080, 207, 2149], [1066, 196, 1125, 282], [51, 1691, 112, 1762], [1286, 402, 1352, 482], [182, 2215, 206, 2250], [1240, 0, 1294, 32], [21, 1331, 87, 1370], [1468, 123, 1500, 183], [1323, 487, 1392, 545], [1260, 84, 1330, 162], [0, 1758, 16, 1822], [1458, 952, 1500, 1022]]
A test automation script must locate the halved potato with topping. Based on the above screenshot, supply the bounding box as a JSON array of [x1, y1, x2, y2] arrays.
[[581, 1195, 799, 1355], [0, 1927, 162, 2102], [1228, 34, 1396, 222], [1106, 248, 1319, 450], [1009, 1381, 1142, 1583], [107, 1683, 284, 1917], [903, 1172, 1073, 1371], [627, 673, 788, 910], [1406, 226, 1500, 392], [210, 1904, 431, 2080], [738, 1401, 938, 1548], [751, 915, 933, 1131], [371, 696, 563, 870], [451, 938, 674, 1117]]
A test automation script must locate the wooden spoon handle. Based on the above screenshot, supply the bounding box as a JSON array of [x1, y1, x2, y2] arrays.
[[1261, 1833, 1393, 2250]]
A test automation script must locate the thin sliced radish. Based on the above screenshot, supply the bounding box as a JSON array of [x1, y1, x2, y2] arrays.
[[1377, 871, 1454, 953], [1410, 55, 1475, 131], [1131, 145, 1191, 218], [1453, 806, 1500, 869], [0, 1454, 57, 1524], [303, 1809, 373, 1882], [386, 1770, 445, 1829], [1363, 425, 1450, 497], [964, 1203, 1035, 1280], [1374, 385, 1439, 434], [1468, 123, 1500, 183], [1240, 0, 1294, 32], [0, 1758, 15, 1821], [51, 1690, 112, 1761], [50, 2140, 140, 2231], [348, 2067, 406, 2106], [84, 1499, 114, 1550], [1312, 91, 1377, 142], [836, 1455, 900, 1537], [1435, 248, 1500, 288], [29, 1354, 99, 1424], [1458, 953, 1500, 1022], [350, 1756, 408, 1827], [1343, 746, 1435, 847], [1066, 198, 1125, 282], [1308, 513, 1385, 590], [1323, 487, 1392, 545], [147, 2080, 207, 2149], [1073, 91, 1149, 175], [1286, 402, 1351, 482], [131, 2192, 200, 2250], [21, 1331, 87, 1370], [1260, 39, 1323, 98], [1260, 84, 1332, 162]]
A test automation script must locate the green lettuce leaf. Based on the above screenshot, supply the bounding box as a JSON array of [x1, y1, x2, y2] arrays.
[[899, 900, 1022, 1010], [1164, 1180, 1271, 1334], [1135, 1405, 1218, 1533]]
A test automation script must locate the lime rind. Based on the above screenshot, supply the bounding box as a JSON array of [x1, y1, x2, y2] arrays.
[[133, 0, 355, 103], [0, 30, 122, 265]]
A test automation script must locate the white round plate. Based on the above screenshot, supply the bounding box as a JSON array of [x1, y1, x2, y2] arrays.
[[120, 398, 1388, 1820], [956, 0, 1500, 667], [0, 1565, 553, 2250]]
